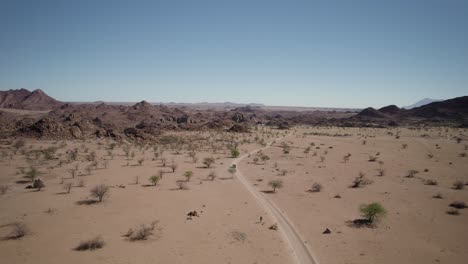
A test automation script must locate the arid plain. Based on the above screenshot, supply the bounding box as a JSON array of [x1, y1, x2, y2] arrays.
[[1, 126, 467, 264]]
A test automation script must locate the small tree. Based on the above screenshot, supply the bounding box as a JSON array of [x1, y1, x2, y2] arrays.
[[453, 180, 464, 190], [149, 175, 161, 186], [203, 157, 215, 168], [137, 158, 144, 166], [13, 139, 26, 154], [64, 182, 73, 194], [231, 148, 240, 158], [158, 169, 165, 179], [90, 184, 109, 202], [176, 181, 187, 190], [268, 180, 283, 193], [227, 166, 236, 178], [253, 157, 259, 164], [25, 166, 39, 182], [407, 170, 419, 178], [170, 163, 178, 173], [261, 155, 270, 164], [69, 168, 77, 179], [359, 202, 386, 223], [207, 171, 216, 181], [343, 155, 350, 163], [309, 182, 322, 192], [1, 185, 9, 195], [184, 171, 193, 181]]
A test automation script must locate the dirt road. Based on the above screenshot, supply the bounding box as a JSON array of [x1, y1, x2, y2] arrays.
[[231, 141, 318, 264]]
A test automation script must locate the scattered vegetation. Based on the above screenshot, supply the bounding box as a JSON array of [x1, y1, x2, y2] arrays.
[[268, 180, 283, 193], [231, 148, 240, 158], [184, 171, 193, 181], [0, 185, 9, 195], [452, 180, 464, 190], [406, 170, 419, 178], [64, 182, 73, 194], [124, 221, 157, 241], [351, 172, 372, 188], [308, 182, 322, 192], [90, 184, 110, 202], [449, 201, 467, 209], [5, 222, 29, 240], [203, 157, 215, 168], [75, 236, 105, 251], [149, 175, 161, 186]]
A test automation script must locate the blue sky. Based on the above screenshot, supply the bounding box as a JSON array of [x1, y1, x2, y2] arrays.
[[1, 0, 467, 108]]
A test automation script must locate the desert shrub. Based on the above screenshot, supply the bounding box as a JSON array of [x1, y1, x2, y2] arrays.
[[406, 170, 419, 178], [453, 180, 464, 190], [446, 209, 460, 215], [268, 180, 283, 193], [7, 222, 29, 239], [170, 163, 178, 173], [343, 154, 350, 163], [402, 143, 408, 149], [231, 148, 240, 158], [319, 156, 325, 162], [69, 168, 77, 179], [184, 171, 193, 181], [449, 201, 467, 209], [124, 222, 157, 241], [90, 184, 109, 202], [359, 202, 386, 223], [137, 158, 144, 166], [176, 180, 188, 190], [227, 166, 236, 178], [77, 179, 85, 187], [85, 165, 93, 175], [230, 230, 247, 242], [12, 139, 26, 154], [0, 185, 9, 195], [280, 169, 288, 176], [351, 173, 372, 188], [424, 179, 438, 186], [377, 168, 385, 176], [432, 193, 443, 199], [207, 171, 216, 181], [149, 175, 161, 186], [309, 182, 322, 192], [33, 179, 45, 191], [75, 236, 105, 251], [261, 155, 270, 163], [64, 182, 73, 194], [25, 166, 40, 182], [203, 157, 215, 168], [368, 155, 377, 162]]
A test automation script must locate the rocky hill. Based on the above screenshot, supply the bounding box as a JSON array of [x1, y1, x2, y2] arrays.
[[0, 89, 62, 110]]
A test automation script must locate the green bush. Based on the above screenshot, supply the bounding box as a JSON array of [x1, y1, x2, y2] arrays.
[[149, 175, 161, 186], [231, 148, 240, 158], [359, 202, 386, 223]]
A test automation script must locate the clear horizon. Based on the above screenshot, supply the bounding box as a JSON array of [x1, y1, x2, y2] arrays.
[[1, 0, 467, 108]]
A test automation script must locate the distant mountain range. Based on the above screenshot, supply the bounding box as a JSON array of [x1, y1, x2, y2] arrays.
[[0, 88, 467, 140], [403, 98, 441, 109]]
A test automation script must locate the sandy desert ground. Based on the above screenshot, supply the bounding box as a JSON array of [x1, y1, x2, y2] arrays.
[[241, 126, 468, 264], [1, 126, 467, 264]]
